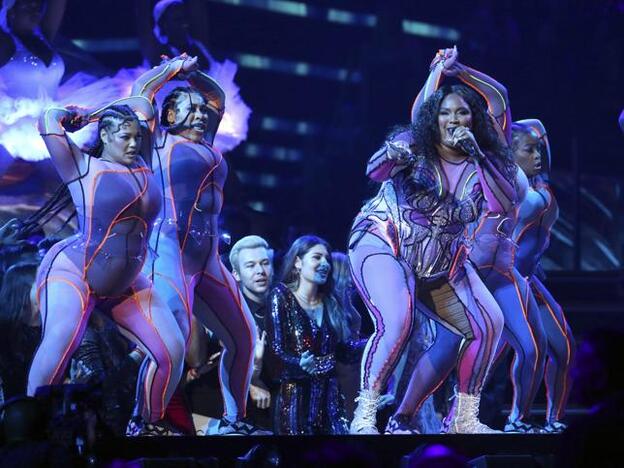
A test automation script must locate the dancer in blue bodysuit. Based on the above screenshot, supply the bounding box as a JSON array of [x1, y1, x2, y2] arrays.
[[512, 119, 575, 433]]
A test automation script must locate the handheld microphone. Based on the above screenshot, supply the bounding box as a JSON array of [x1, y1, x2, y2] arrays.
[[457, 139, 480, 160], [449, 128, 483, 161]]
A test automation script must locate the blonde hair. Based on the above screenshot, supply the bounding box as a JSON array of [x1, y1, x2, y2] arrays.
[[229, 235, 273, 273]]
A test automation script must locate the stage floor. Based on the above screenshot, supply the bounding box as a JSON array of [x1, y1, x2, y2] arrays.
[[94, 433, 562, 467]]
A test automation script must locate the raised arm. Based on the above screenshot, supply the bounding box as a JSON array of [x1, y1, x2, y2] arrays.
[[455, 64, 511, 144], [187, 70, 225, 113], [38, 107, 88, 182], [89, 96, 155, 124], [410, 47, 458, 123], [131, 55, 190, 104]]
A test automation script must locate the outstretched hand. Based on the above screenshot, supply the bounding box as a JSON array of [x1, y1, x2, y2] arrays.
[[385, 140, 413, 163]]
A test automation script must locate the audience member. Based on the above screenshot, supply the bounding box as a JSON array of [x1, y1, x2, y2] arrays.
[[229, 235, 275, 428], [266, 235, 364, 434], [0, 262, 40, 401]]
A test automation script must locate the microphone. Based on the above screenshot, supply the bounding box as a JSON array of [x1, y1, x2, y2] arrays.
[[449, 127, 483, 161], [457, 139, 480, 160]]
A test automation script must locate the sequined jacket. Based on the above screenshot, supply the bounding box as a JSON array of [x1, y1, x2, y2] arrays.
[[266, 283, 364, 434]]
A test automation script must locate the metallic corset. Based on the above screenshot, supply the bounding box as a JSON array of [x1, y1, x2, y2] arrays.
[[351, 156, 481, 279]]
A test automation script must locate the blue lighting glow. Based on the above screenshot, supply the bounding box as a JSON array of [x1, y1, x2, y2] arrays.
[[248, 200, 269, 212], [72, 38, 140, 52], [255, 116, 322, 135], [244, 143, 304, 162], [207, 0, 460, 40], [232, 53, 361, 82], [237, 171, 288, 188], [70, 40, 361, 83]]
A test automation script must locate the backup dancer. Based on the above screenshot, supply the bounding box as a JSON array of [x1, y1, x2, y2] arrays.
[[349, 48, 515, 434], [512, 120, 575, 433], [129, 56, 261, 435], [27, 102, 185, 425]]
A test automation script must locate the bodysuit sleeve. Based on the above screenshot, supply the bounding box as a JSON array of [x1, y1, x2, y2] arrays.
[[38, 107, 87, 183], [474, 157, 516, 214], [187, 70, 226, 115], [131, 58, 186, 104], [410, 59, 446, 123], [266, 285, 308, 379], [366, 131, 414, 182], [456, 64, 512, 144]]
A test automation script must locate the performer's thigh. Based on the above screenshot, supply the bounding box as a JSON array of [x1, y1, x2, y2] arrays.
[[456, 264, 504, 338], [28, 256, 92, 393], [148, 244, 192, 341], [532, 277, 574, 362], [192, 259, 256, 347], [110, 284, 185, 367], [349, 233, 415, 390]]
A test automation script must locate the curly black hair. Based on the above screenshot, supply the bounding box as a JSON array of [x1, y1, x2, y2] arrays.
[[410, 84, 516, 183]]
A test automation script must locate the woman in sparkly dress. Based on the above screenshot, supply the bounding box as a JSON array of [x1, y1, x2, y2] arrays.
[[266, 235, 363, 435]]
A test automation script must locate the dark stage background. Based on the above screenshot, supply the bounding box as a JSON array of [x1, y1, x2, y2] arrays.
[[2, 0, 623, 272]]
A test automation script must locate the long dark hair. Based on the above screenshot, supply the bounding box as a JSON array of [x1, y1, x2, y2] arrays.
[[279, 235, 352, 342], [411, 84, 516, 184], [331, 252, 361, 339], [18, 105, 141, 239]]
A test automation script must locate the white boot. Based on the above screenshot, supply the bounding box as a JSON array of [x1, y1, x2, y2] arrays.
[[350, 389, 380, 435], [446, 392, 501, 434]]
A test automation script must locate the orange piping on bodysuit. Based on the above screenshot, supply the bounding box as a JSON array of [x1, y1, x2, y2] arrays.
[[179, 146, 223, 252], [511, 276, 540, 415], [130, 285, 174, 421], [83, 167, 151, 274], [463, 73, 508, 132], [538, 292, 571, 420], [43, 277, 90, 384]]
